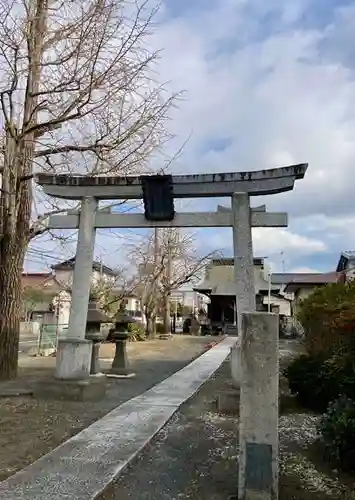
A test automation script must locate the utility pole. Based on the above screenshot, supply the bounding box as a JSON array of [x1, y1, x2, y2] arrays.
[[150, 227, 159, 339], [281, 251, 286, 272], [154, 228, 159, 265], [162, 229, 173, 338]]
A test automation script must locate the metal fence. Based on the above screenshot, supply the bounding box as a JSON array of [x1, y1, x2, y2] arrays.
[[283, 316, 305, 337], [36, 323, 69, 354], [35, 323, 114, 355]]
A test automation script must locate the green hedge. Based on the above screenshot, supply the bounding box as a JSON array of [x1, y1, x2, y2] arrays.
[[297, 280, 355, 359], [284, 353, 355, 413], [127, 322, 146, 342], [318, 396, 355, 471]]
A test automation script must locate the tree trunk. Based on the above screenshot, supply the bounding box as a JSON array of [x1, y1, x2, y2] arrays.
[[145, 312, 156, 340], [163, 293, 171, 335], [0, 237, 26, 380]]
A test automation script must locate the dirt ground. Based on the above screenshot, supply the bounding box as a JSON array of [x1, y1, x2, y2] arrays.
[[0, 335, 215, 482], [99, 360, 355, 500]]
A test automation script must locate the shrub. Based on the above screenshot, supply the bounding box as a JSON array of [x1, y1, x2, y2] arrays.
[[297, 280, 355, 359], [284, 353, 355, 412], [127, 322, 146, 342], [318, 396, 355, 471], [284, 355, 332, 412]]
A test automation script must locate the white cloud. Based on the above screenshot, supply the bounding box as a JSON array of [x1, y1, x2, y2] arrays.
[[193, 227, 327, 261], [27, 0, 355, 272], [150, 0, 355, 223], [289, 266, 322, 273], [252, 228, 327, 256]]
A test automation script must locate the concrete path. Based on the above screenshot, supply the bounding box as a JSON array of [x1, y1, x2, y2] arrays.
[[0, 336, 235, 500]]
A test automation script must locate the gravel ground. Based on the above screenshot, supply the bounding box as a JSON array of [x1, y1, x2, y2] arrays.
[[0, 335, 215, 482], [99, 360, 355, 500]]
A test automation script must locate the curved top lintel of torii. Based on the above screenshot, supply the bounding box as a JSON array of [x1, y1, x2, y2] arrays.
[[34, 163, 308, 200]]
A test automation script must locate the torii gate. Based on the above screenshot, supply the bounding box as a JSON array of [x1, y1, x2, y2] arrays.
[[35, 163, 307, 500]]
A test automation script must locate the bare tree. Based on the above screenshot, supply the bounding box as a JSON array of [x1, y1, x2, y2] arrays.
[[22, 286, 51, 322], [0, 0, 178, 380], [128, 228, 216, 338], [158, 228, 214, 335], [128, 233, 161, 339], [90, 268, 140, 317]]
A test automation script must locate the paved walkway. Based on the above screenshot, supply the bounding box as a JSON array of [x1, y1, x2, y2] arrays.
[[0, 337, 235, 500], [98, 352, 355, 500]]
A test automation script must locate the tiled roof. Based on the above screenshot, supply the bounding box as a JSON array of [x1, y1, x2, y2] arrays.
[[52, 257, 118, 276], [211, 257, 265, 266], [21, 273, 64, 294], [194, 279, 279, 296], [284, 271, 343, 292], [271, 273, 300, 284]]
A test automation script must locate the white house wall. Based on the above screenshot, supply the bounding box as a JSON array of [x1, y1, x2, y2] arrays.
[[54, 269, 115, 288], [54, 269, 73, 286], [263, 295, 291, 316]]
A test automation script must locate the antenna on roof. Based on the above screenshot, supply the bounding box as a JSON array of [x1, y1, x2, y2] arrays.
[[281, 252, 286, 272]]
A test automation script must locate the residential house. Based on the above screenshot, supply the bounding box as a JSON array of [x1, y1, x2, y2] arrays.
[[52, 257, 118, 288], [21, 257, 120, 328], [120, 294, 142, 319], [21, 273, 70, 335], [336, 251, 355, 281], [170, 288, 209, 315], [281, 272, 344, 315]]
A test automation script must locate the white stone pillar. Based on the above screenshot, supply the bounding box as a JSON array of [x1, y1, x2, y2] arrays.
[[238, 312, 279, 500], [55, 197, 98, 380], [230, 192, 256, 387]]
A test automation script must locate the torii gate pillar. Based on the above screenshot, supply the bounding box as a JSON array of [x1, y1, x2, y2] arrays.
[[232, 192, 256, 331], [56, 197, 98, 380]]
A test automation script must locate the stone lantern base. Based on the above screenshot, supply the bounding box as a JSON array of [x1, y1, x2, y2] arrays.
[[107, 332, 135, 378], [33, 339, 107, 401]]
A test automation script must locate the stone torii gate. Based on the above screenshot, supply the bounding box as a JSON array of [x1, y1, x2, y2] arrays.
[[35, 163, 307, 500]]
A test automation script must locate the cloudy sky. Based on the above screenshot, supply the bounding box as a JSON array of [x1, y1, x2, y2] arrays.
[[25, 0, 355, 275]]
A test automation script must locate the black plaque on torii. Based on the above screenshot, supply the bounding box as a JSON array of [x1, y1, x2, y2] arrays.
[[141, 174, 175, 221]]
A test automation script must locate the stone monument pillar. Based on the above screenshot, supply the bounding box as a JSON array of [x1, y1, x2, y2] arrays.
[[238, 312, 279, 500]]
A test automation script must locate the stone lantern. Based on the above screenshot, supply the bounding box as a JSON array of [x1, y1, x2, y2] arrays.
[[85, 300, 110, 375], [107, 311, 135, 377]]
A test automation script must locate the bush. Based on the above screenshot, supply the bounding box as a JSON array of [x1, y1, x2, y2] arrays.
[[127, 322, 146, 342], [318, 396, 355, 471], [284, 355, 332, 412], [298, 280, 355, 359], [284, 353, 355, 412]]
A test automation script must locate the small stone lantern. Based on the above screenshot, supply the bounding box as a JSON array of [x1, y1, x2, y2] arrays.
[[107, 311, 135, 377], [85, 300, 110, 375]]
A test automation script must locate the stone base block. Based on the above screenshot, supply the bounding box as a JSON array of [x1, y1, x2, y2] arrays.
[[108, 367, 135, 377], [0, 387, 33, 398], [33, 375, 106, 401], [106, 372, 136, 379], [217, 389, 240, 415], [159, 333, 173, 340], [28, 347, 56, 357], [230, 342, 241, 390], [55, 338, 92, 380]]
